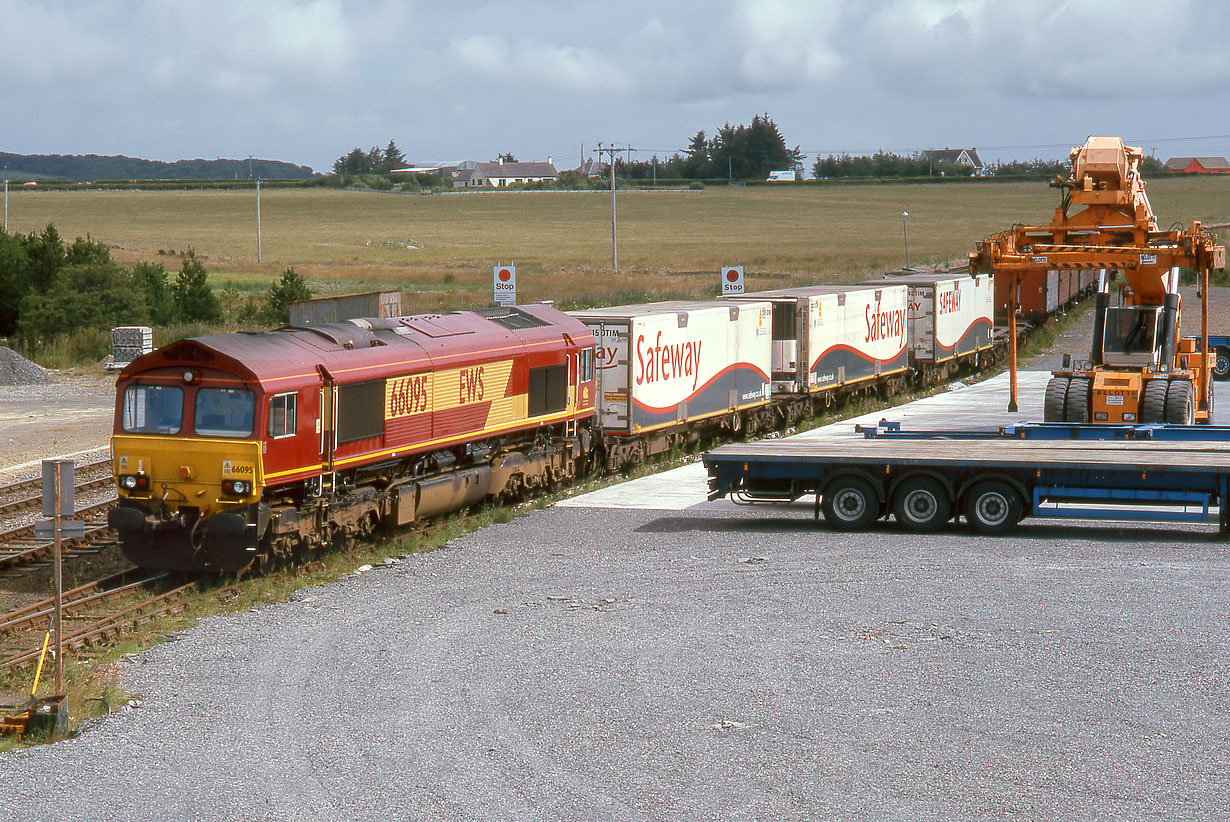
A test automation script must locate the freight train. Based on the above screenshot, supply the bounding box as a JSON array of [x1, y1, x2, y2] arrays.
[[108, 271, 1063, 573]]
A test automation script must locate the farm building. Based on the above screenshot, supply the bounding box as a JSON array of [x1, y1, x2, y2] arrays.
[[454, 159, 559, 188], [1164, 157, 1230, 174], [923, 148, 984, 174]]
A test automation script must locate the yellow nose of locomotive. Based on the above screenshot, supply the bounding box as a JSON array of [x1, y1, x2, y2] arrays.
[[113, 436, 263, 509]]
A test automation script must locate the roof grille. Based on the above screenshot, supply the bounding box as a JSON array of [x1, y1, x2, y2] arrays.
[[474, 306, 549, 330]]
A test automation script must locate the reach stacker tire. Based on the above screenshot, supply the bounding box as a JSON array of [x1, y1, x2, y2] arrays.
[[1043, 377, 1069, 422], [1165, 379, 1195, 426]]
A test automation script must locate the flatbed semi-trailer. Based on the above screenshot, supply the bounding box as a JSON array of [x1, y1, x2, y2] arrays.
[[704, 423, 1230, 535]]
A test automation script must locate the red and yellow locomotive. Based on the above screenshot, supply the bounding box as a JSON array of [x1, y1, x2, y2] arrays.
[[108, 304, 595, 572]]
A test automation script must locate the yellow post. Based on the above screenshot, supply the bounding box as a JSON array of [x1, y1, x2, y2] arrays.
[[30, 626, 52, 697]]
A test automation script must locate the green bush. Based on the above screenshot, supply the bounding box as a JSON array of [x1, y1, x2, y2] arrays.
[[172, 249, 222, 322], [264, 267, 313, 325], [17, 261, 146, 344]]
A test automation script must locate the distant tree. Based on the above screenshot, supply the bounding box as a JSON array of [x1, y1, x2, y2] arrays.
[[333, 148, 368, 176], [681, 130, 709, 178], [264, 267, 313, 325], [24, 225, 67, 292], [172, 249, 222, 322], [65, 235, 112, 267], [132, 261, 175, 325], [17, 261, 146, 343], [0, 230, 33, 336], [496, 152, 518, 163], [380, 140, 407, 173]]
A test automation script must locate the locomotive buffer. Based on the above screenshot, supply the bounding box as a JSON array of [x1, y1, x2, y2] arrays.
[[705, 423, 1230, 534]]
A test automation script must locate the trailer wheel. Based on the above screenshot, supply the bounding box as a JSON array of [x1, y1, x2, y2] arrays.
[[964, 481, 1024, 535], [1165, 379, 1194, 425], [820, 476, 881, 531], [1214, 348, 1230, 381], [1064, 377, 1091, 424], [1140, 379, 1168, 424], [892, 477, 952, 533], [1043, 377, 1069, 422]]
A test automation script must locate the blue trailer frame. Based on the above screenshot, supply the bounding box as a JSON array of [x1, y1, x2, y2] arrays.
[[704, 422, 1230, 535]]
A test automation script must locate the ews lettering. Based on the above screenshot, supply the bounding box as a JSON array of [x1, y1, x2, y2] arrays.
[[459, 367, 485, 404]]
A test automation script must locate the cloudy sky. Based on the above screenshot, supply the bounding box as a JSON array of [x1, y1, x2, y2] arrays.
[[5, 0, 1230, 173]]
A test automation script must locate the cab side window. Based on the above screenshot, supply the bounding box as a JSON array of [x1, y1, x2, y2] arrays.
[[268, 392, 297, 438]]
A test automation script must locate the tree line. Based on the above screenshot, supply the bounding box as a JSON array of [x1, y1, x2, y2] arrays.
[[0, 153, 316, 183], [0, 226, 312, 351]]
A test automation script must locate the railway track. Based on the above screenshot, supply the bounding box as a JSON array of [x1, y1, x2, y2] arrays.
[[0, 570, 245, 674], [0, 457, 112, 504], [0, 456, 119, 578], [0, 500, 119, 578]]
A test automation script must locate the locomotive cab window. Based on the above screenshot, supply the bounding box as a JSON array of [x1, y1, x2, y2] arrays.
[[121, 384, 184, 434], [268, 392, 297, 438], [580, 349, 595, 382], [194, 388, 255, 438]]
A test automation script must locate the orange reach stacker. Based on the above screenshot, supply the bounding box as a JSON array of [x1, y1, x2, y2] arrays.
[[970, 136, 1225, 424]]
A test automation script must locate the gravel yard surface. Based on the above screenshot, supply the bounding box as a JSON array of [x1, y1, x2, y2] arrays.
[[0, 370, 114, 482], [1, 506, 1227, 820]]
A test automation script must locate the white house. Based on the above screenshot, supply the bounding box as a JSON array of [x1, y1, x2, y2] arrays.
[[454, 158, 559, 188]]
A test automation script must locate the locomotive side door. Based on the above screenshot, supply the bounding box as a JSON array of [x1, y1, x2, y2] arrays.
[[316, 365, 337, 496]]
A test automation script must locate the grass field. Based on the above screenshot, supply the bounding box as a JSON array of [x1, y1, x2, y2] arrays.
[[5, 177, 1229, 310]]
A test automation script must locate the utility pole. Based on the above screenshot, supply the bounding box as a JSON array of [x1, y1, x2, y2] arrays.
[[597, 143, 633, 271], [3, 179, 7, 233], [902, 211, 910, 269], [256, 179, 262, 263]]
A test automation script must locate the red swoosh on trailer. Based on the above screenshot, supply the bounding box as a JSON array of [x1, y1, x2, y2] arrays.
[[809, 341, 908, 369], [630, 362, 770, 415], [934, 317, 992, 353]]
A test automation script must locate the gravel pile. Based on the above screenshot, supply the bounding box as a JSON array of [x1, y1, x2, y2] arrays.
[[0, 346, 50, 385]]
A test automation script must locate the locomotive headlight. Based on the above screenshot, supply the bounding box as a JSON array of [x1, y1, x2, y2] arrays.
[[119, 474, 150, 492], [222, 479, 251, 496]]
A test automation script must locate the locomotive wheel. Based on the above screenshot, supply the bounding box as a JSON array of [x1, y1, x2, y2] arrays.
[[1063, 377, 1091, 424], [820, 476, 881, 531], [1164, 379, 1194, 425], [963, 480, 1024, 535], [1140, 379, 1168, 424], [1214, 348, 1230, 381], [1043, 377, 1069, 422], [891, 476, 952, 533]]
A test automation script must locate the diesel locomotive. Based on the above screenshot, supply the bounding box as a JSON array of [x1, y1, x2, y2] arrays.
[[108, 304, 595, 572]]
